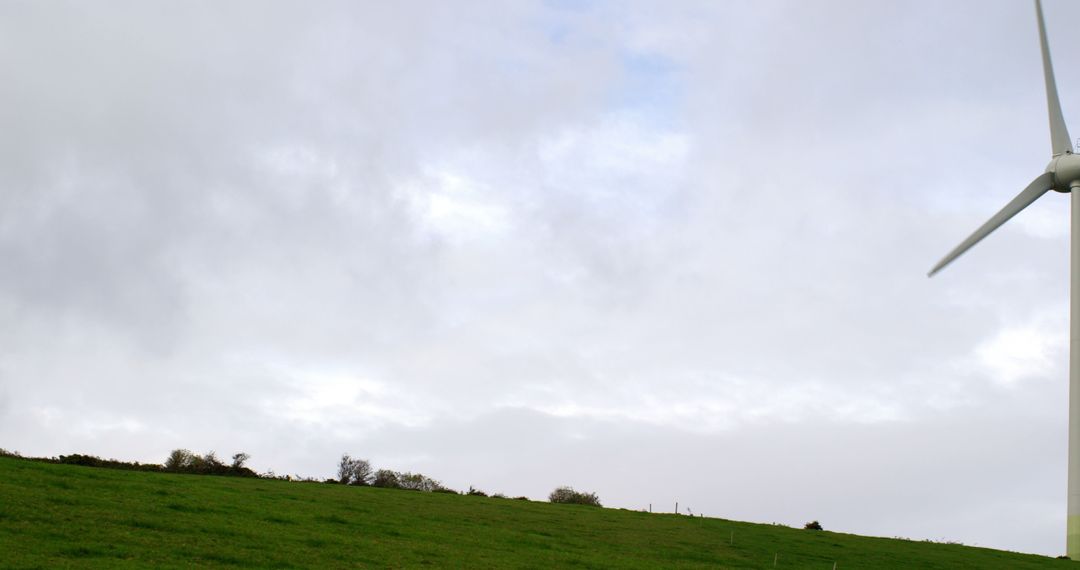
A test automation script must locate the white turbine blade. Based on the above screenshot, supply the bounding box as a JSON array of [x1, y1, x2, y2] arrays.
[[1036, 0, 1073, 156], [928, 171, 1056, 277]]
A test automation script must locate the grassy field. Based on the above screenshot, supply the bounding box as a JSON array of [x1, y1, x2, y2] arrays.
[[0, 455, 1073, 569]]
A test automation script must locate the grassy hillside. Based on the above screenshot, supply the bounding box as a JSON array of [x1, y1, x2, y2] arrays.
[[0, 456, 1071, 569]]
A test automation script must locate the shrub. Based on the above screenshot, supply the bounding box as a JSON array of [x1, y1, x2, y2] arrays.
[[804, 520, 824, 531], [163, 449, 256, 477], [193, 451, 227, 475], [57, 454, 162, 472], [398, 472, 443, 492], [58, 454, 106, 468], [548, 486, 601, 507], [372, 469, 400, 488], [466, 486, 488, 497]]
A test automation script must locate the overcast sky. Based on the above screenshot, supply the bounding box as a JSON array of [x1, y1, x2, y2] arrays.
[[4, 0, 1080, 557]]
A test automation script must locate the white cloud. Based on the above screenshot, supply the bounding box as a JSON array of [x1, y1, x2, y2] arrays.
[[400, 169, 511, 243], [974, 314, 1066, 387], [266, 369, 431, 431]]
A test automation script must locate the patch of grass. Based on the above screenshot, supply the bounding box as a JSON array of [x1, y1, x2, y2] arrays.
[[313, 513, 349, 525], [196, 550, 249, 566], [0, 455, 1074, 568], [44, 478, 73, 490], [60, 545, 107, 558], [165, 501, 212, 514], [303, 537, 331, 549], [124, 518, 172, 532]]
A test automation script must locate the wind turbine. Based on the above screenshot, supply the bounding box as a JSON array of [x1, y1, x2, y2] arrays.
[[928, 0, 1080, 558]]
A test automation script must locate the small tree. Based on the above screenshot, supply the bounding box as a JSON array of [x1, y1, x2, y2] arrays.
[[201, 451, 226, 474], [337, 454, 374, 486], [804, 520, 824, 531], [548, 486, 601, 507], [164, 449, 194, 472], [231, 452, 251, 469], [337, 454, 353, 484]]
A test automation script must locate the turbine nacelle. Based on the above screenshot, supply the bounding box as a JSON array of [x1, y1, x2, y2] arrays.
[[1048, 153, 1080, 192]]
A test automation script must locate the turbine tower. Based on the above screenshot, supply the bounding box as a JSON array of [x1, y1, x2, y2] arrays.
[[929, 0, 1080, 558]]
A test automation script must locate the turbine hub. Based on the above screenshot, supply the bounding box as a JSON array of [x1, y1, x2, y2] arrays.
[[1047, 153, 1080, 192]]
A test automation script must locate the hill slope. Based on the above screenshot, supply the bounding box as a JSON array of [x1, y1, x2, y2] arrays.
[[0, 456, 1070, 568]]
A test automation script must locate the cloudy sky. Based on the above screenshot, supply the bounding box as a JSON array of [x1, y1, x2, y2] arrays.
[[4, 0, 1080, 557]]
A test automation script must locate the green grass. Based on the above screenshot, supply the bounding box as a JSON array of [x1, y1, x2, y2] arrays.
[[0, 456, 1072, 569]]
